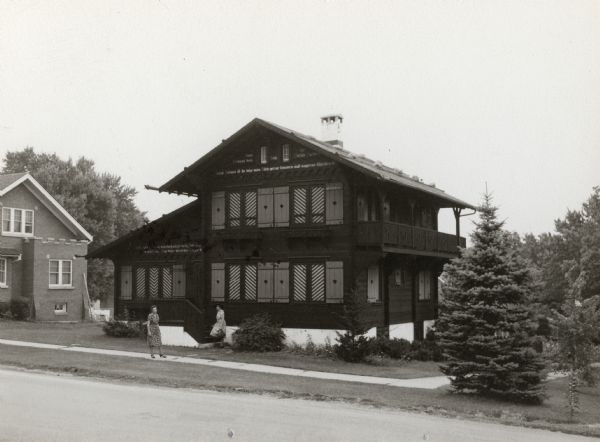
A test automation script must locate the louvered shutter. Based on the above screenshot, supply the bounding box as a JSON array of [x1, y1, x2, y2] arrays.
[[326, 261, 344, 303], [244, 191, 257, 226], [257, 262, 274, 302], [310, 186, 325, 224], [292, 264, 307, 302], [325, 183, 344, 225], [228, 264, 241, 301], [257, 188, 274, 228], [173, 264, 186, 298], [293, 187, 307, 224], [228, 192, 241, 227], [211, 263, 225, 302], [367, 265, 380, 302], [274, 262, 290, 303], [162, 267, 173, 298], [273, 186, 290, 227], [149, 267, 159, 299], [211, 191, 226, 230], [310, 263, 325, 302], [120, 266, 132, 300], [135, 267, 146, 299], [244, 264, 257, 301]]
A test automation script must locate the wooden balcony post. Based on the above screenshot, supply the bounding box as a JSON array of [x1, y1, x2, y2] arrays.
[[409, 200, 415, 249], [453, 207, 462, 246]]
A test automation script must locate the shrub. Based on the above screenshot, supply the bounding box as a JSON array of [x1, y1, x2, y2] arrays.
[[233, 313, 285, 352], [10, 299, 30, 320], [0, 302, 12, 319], [102, 320, 142, 338], [334, 333, 372, 362], [410, 330, 445, 362], [287, 336, 335, 358], [369, 336, 413, 359]]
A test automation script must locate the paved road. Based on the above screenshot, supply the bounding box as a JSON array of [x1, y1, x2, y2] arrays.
[[0, 368, 592, 442]]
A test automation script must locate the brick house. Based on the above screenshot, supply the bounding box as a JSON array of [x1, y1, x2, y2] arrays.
[[0, 172, 93, 321]]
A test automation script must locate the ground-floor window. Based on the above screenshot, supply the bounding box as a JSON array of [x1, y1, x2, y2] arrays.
[[418, 270, 432, 300], [0, 258, 7, 286], [211, 260, 344, 304], [49, 259, 72, 288], [54, 303, 67, 315], [126, 264, 186, 300]]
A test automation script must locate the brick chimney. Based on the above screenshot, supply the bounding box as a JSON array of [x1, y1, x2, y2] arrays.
[[320, 114, 343, 148]]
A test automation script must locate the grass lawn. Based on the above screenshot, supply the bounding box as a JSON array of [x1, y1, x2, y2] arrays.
[[0, 320, 441, 379], [0, 342, 599, 438]]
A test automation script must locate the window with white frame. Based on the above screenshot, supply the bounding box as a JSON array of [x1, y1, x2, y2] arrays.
[[260, 146, 268, 164], [418, 270, 432, 300], [2, 207, 34, 235], [49, 260, 72, 288], [0, 258, 7, 286]]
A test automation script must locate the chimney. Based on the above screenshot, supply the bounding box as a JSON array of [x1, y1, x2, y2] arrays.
[[320, 114, 343, 148]]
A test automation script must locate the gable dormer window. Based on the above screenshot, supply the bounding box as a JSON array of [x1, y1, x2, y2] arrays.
[[260, 146, 268, 164], [2, 207, 34, 236]]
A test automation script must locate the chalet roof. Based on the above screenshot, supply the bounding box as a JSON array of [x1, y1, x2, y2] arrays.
[[159, 118, 475, 209], [0, 172, 93, 242], [87, 199, 200, 259]]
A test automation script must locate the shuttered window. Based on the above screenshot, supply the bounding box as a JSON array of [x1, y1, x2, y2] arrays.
[[292, 185, 327, 225], [211, 191, 226, 230], [228, 264, 242, 301], [418, 270, 432, 300], [211, 263, 225, 302], [293, 187, 307, 224], [310, 186, 325, 224], [274, 262, 290, 303], [367, 265, 380, 303], [326, 261, 343, 303], [130, 265, 178, 300], [273, 186, 290, 227], [292, 261, 343, 303], [258, 188, 274, 228], [244, 264, 258, 301], [225, 264, 259, 302], [120, 266, 132, 300], [325, 183, 343, 225]]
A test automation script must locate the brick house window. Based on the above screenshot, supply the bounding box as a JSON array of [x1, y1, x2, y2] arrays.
[[2, 207, 34, 236], [54, 303, 67, 315], [49, 260, 72, 288], [0, 258, 7, 287]]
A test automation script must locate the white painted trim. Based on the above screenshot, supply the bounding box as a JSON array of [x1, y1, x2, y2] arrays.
[[0, 174, 93, 242]]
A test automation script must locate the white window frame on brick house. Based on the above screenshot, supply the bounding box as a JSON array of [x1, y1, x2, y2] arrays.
[[54, 303, 67, 315], [0, 258, 7, 287], [49, 259, 73, 288], [2, 207, 34, 236]]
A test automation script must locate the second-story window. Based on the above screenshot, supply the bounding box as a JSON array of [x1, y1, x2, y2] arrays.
[[2, 207, 34, 235], [260, 146, 268, 164], [292, 185, 325, 225], [49, 259, 72, 288], [282, 144, 290, 162], [227, 190, 258, 228]]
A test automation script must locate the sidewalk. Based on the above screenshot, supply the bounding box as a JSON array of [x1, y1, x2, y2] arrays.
[[0, 338, 450, 390]]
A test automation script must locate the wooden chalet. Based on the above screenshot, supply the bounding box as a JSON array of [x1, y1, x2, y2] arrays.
[[88, 116, 474, 345]]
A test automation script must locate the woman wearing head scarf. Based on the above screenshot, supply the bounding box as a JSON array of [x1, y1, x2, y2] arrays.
[[147, 305, 166, 358]]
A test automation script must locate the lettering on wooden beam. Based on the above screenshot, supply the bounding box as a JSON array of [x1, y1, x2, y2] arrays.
[[215, 161, 335, 176]]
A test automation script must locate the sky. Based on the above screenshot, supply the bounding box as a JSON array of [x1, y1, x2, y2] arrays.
[[1, 0, 598, 238]]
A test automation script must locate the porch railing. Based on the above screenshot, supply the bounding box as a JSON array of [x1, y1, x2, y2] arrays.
[[356, 221, 466, 254]]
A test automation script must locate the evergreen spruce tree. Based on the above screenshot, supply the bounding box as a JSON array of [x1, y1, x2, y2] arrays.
[[436, 193, 547, 403]]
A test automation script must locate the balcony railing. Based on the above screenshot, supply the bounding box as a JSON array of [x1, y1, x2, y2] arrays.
[[356, 221, 466, 255]]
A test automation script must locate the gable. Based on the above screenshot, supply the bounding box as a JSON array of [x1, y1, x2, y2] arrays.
[[158, 118, 475, 209], [0, 174, 92, 242]]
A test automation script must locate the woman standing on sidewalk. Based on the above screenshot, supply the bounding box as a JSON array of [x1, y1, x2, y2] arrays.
[[146, 305, 166, 359], [210, 305, 226, 341]]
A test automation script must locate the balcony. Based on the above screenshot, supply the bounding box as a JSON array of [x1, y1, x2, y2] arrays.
[[356, 221, 466, 256]]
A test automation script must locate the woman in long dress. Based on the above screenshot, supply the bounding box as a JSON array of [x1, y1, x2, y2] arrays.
[[210, 305, 226, 340], [147, 305, 166, 358]]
